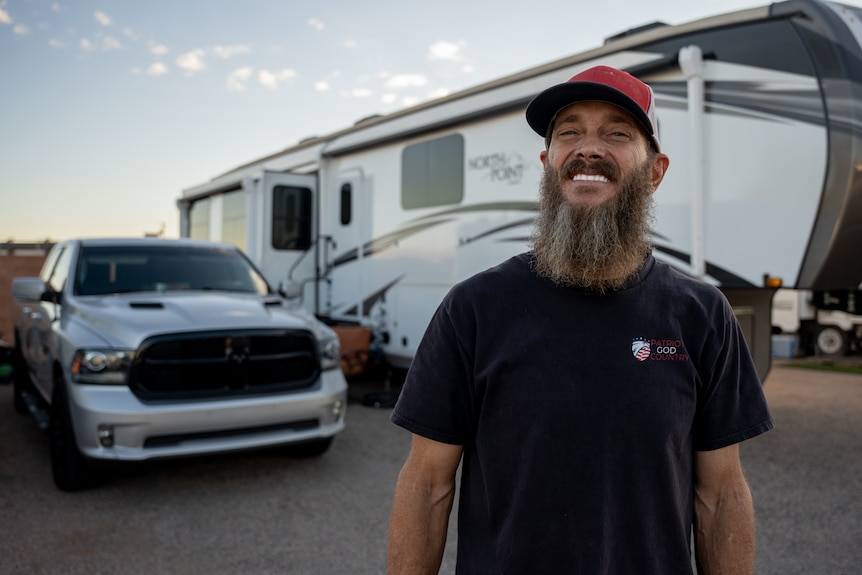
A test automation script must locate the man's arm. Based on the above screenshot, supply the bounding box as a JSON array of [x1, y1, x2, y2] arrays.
[[387, 434, 463, 575], [693, 443, 756, 575]]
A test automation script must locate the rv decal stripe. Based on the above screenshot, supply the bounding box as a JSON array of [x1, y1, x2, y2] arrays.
[[460, 217, 536, 245], [653, 244, 756, 287], [408, 201, 539, 223]]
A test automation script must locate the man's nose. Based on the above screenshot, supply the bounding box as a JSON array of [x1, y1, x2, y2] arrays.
[[574, 136, 606, 160]]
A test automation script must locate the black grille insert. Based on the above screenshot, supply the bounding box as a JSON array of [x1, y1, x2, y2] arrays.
[[129, 329, 320, 400], [143, 419, 319, 448]]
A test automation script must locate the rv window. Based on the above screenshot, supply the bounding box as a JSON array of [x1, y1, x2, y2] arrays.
[[272, 185, 312, 251], [222, 189, 248, 251], [401, 133, 464, 210], [340, 183, 352, 226], [189, 198, 211, 241]]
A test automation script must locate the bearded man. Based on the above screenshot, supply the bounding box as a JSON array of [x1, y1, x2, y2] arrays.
[[387, 66, 773, 575]]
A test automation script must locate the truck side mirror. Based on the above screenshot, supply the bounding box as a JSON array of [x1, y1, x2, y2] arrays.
[[279, 280, 303, 300]]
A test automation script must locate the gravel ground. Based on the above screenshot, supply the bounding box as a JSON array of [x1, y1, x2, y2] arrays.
[[0, 362, 859, 574]]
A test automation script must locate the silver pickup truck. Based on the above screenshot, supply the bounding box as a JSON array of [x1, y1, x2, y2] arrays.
[[11, 238, 348, 491]]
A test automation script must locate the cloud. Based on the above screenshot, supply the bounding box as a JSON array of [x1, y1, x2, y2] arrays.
[[308, 18, 324, 31], [258, 68, 297, 89], [149, 42, 168, 55], [13, 24, 28, 35], [314, 81, 330, 92], [213, 44, 250, 59], [80, 38, 94, 51], [94, 11, 112, 26], [147, 62, 168, 76], [381, 93, 397, 104], [0, 8, 11, 25], [48, 39, 64, 48], [350, 88, 373, 98], [342, 39, 357, 49], [385, 74, 428, 89], [227, 67, 254, 92], [176, 49, 206, 72], [101, 35, 121, 50], [51, 3, 60, 12], [429, 40, 466, 62]]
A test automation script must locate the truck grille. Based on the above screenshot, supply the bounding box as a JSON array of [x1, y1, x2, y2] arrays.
[[129, 330, 320, 400]]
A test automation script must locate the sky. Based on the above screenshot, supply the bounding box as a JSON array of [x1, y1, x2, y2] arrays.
[[3, 0, 862, 242]]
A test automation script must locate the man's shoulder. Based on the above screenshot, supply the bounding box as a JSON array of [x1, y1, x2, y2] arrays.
[[456, 252, 533, 288]]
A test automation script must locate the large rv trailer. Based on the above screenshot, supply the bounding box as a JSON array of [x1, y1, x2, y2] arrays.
[[180, 0, 862, 381]]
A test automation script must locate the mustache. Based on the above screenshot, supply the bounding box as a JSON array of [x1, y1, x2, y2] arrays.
[[562, 159, 620, 182]]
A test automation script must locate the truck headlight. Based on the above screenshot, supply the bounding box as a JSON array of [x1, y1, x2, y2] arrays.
[[71, 350, 134, 384], [319, 336, 341, 371]]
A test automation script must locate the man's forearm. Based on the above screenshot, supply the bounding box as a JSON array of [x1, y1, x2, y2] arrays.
[[694, 480, 756, 575], [387, 466, 455, 575]]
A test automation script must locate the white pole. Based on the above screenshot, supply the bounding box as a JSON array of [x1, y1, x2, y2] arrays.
[[679, 45, 706, 279]]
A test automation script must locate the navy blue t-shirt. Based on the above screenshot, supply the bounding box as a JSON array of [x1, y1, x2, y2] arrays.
[[391, 252, 774, 574]]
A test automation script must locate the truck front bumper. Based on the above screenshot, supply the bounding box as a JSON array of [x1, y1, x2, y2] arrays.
[[66, 369, 348, 461]]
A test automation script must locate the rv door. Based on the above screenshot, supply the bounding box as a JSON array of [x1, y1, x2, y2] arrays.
[[256, 171, 318, 306]]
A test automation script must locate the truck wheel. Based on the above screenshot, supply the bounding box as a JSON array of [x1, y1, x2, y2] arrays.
[[815, 326, 848, 357], [50, 377, 97, 491], [11, 347, 32, 415]]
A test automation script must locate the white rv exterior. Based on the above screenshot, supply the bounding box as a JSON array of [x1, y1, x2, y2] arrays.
[[180, 0, 862, 381]]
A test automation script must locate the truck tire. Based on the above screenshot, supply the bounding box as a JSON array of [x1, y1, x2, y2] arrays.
[[815, 326, 848, 357], [50, 376, 97, 491], [11, 347, 32, 415]]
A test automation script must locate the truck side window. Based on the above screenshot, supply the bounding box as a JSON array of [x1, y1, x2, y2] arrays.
[[401, 133, 464, 210], [272, 185, 312, 251], [48, 247, 73, 293]]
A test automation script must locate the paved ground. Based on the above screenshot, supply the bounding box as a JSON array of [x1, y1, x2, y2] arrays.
[[0, 362, 859, 574]]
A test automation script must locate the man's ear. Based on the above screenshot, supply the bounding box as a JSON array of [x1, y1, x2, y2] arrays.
[[540, 149, 548, 168], [650, 153, 670, 193]]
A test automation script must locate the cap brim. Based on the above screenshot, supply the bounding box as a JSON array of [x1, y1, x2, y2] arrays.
[[526, 82, 656, 148]]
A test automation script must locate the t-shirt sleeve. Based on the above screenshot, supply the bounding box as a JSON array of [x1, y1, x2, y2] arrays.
[[693, 298, 774, 451], [390, 295, 475, 445]]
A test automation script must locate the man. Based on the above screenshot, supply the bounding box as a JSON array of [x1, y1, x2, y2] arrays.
[[387, 65, 773, 574]]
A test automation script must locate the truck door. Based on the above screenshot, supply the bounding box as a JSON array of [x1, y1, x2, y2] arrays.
[[256, 171, 319, 309]]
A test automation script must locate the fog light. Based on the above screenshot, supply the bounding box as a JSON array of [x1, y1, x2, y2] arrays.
[[98, 425, 114, 447], [332, 400, 344, 419]]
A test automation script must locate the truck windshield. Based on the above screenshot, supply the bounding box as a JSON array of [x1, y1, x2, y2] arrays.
[[74, 245, 271, 296]]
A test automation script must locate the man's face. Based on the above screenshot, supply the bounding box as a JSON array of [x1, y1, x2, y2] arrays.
[[531, 100, 670, 292], [539, 100, 668, 209]]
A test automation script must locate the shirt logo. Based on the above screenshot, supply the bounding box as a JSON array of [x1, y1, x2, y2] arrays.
[[631, 338, 651, 361], [631, 337, 689, 362]]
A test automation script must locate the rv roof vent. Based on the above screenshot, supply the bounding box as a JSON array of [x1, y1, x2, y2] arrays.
[[604, 21, 669, 44], [354, 113, 383, 126]]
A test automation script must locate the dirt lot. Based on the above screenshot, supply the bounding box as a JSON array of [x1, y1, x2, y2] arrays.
[[0, 362, 859, 574]]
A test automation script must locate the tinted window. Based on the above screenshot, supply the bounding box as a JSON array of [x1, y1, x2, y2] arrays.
[[272, 185, 313, 251], [401, 133, 465, 210], [75, 245, 270, 296], [340, 183, 352, 226]]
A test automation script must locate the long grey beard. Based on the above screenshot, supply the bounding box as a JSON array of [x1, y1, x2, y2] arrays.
[[531, 159, 655, 293]]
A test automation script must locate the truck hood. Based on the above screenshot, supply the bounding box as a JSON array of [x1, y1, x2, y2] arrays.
[[67, 292, 319, 349]]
